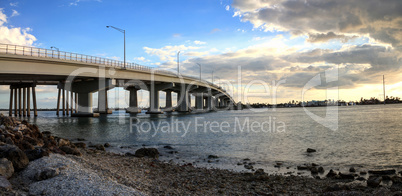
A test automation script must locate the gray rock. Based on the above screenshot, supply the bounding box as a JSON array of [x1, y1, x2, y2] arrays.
[[35, 168, 60, 181], [0, 158, 13, 179], [104, 143, 111, 148], [310, 167, 318, 174], [208, 155, 218, 159], [73, 142, 86, 149], [95, 144, 105, 151], [326, 169, 337, 178], [163, 145, 173, 149], [339, 172, 355, 180], [21, 154, 145, 195], [134, 148, 159, 159], [318, 166, 325, 173], [255, 169, 265, 175], [349, 167, 356, 173], [0, 176, 11, 191], [0, 144, 29, 171], [306, 148, 316, 153], [244, 165, 253, 170], [59, 146, 81, 156], [297, 165, 308, 170], [367, 176, 382, 187], [25, 148, 49, 161], [58, 139, 70, 147], [368, 169, 396, 175]]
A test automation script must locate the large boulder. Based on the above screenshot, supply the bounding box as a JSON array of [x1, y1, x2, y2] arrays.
[[368, 169, 396, 175], [59, 146, 82, 156], [0, 158, 14, 179], [134, 148, 159, 159], [367, 176, 382, 187], [0, 176, 12, 191], [58, 139, 70, 147], [25, 148, 49, 161], [0, 144, 29, 171]]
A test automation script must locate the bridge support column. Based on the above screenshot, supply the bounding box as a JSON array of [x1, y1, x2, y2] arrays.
[[219, 97, 224, 107], [14, 88, 17, 116], [8, 87, 13, 116], [9, 84, 36, 117], [146, 83, 174, 114], [164, 90, 173, 112], [126, 87, 141, 113], [18, 88, 21, 116], [66, 89, 69, 116], [23, 88, 26, 117], [195, 93, 203, 111], [27, 87, 31, 117], [206, 96, 212, 111], [77, 92, 93, 115], [32, 86, 37, 117], [98, 88, 109, 114], [56, 88, 61, 115], [177, 90, 189, 112]]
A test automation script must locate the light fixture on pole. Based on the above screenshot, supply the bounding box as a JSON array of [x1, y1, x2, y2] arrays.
[[106, 25, 126, 69], [196, 63, 202, 82], [50, 46, 59, 58], [177, 51, 181, 75]]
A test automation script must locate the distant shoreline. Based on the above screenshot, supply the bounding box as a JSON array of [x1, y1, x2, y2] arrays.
[[0, 102, 400, 111]]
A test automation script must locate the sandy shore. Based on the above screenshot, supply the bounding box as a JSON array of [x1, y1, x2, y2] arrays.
[[4, 147, 401, 195]]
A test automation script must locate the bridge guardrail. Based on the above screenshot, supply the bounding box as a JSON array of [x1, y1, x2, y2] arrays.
[[0, 43, 228, 93]]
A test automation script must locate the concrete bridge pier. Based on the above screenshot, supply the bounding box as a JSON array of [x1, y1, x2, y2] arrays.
[[125, 87, 141, 113], [195, 93, 204, 111], [163, 90, 173, 112], [146, 83, 174, 114], [206, 96, 213, 111], [98, 88, 112, 114], [176, 90, 189, 112], [9, 84, 37, 117], [57, 83, 78, 116]]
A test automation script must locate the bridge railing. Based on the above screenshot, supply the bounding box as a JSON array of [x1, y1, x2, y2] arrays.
[[0, 43, 227, 92]]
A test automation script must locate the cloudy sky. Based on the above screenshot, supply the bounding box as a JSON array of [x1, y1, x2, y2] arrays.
[[0, 0, 401, 108]]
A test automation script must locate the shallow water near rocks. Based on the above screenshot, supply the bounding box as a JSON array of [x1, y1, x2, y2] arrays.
[[5, 104, 402, 176]]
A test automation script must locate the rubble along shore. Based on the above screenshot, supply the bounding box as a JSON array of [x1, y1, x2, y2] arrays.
[[0, 114, 401, 195]]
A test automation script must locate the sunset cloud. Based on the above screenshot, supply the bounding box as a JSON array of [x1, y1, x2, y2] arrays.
[[232, 0, 402, 47]]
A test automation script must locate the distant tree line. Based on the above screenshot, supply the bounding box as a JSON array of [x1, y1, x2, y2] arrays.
[[243, 96, 402, 108]]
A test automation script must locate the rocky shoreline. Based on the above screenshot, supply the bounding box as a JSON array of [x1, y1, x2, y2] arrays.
[[0, 114, 402, 195]]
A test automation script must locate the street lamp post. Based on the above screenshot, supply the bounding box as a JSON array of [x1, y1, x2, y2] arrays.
[[50, 46, 59, 59], [177, 51, 181, 75], [106, 26, 126, 69], [196, 63, 202, 82]]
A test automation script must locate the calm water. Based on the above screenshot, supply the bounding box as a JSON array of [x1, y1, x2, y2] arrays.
[[5, 104, 402, 174]]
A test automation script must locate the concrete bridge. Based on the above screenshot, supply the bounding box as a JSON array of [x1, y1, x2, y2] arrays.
[[0, 43, 238, 117]]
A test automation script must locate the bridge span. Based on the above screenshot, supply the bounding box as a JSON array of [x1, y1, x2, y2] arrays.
[[0, 44, 238, 117]]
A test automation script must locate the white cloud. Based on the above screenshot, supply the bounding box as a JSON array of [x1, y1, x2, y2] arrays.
[[11, 10, 19, 17], [133, 56, 150, 62], [194, 40, 206, 45], [143, 45, 200, 62], [232, 0, 402, 47], [10, 2, 18, 7], [225, 5, 230, 11], [0, 9, 36, 46]]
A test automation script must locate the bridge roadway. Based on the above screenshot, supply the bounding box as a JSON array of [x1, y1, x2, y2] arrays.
[[0, 44, 237, 117]]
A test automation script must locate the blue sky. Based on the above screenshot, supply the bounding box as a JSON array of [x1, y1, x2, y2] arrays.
[[0, 0, 401, 108]]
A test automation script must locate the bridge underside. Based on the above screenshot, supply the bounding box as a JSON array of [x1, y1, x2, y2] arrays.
[[0, 53, 238, 117]]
